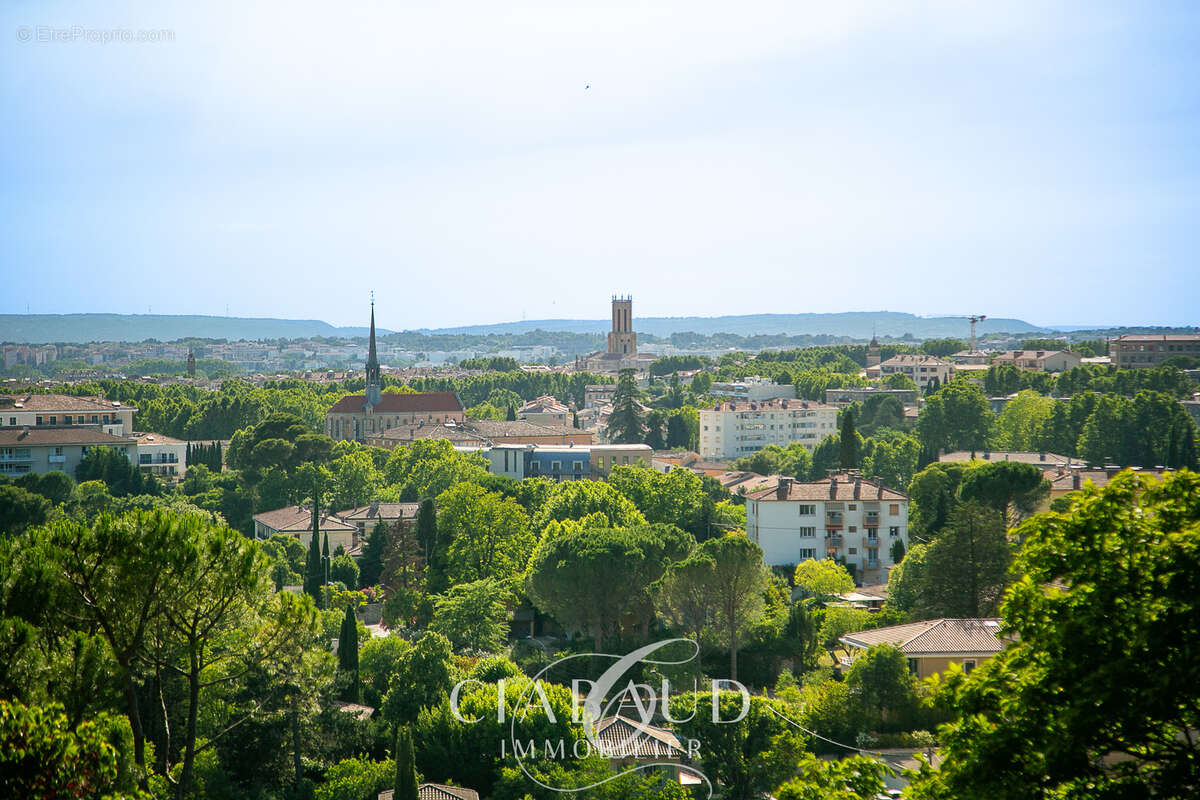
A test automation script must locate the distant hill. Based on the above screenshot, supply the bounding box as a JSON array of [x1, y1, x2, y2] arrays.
[[0, 311, 1049, 345], [0, 314, 391, 344], [421, 312, 1047, 340]]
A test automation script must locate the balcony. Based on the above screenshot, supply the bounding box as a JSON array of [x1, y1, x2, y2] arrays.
[[865, 513, 880, 526], [866, 534, 879, 547], [867, 558, 879, 570], [825, 514, 844, 530], [826, 534, 842, 547]]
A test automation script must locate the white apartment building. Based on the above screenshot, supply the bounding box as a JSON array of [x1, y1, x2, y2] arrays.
[[744, 474, 910, 585], [132, 432, 187, 478], [699, 398, 836, 461], [710, 377, 796, 403], [868, 354, 956, 390], [0, 394, 136, 436]]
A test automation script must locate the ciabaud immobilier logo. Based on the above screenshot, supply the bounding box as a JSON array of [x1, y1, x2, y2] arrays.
[[448, 638, 750, 795]]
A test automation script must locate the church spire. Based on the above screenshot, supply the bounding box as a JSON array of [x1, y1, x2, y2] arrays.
[[365, 293, 381, 406]]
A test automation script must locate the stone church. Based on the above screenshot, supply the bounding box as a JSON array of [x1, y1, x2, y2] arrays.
[[324, 302, 464, 442], [580, 296, 657, 374]]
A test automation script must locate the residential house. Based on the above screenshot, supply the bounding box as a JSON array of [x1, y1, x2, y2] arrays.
[[744, 474, 910, 585], [867, 354, 956, 390], [699, 399, 837, 461], [840, 618, 1006, 679], [338, 501, 420, 539], [517, 395, 571, 426], [584, 384, 617, 408], [252, 505, 359, 553], [990, 350, 1082, 373]]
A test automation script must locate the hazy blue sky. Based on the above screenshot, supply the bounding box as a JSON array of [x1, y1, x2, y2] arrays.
[[2, 1, 1197, 330]]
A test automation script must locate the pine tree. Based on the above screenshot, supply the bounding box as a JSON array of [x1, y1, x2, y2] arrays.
[[840, 409, 858, 469], [394, 726, 418, 800], [606, 368, 645, 444], [505, 403, 517, 421], [338, 605, 360, 701]]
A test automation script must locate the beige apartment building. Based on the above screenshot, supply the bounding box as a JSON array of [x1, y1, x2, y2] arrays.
[[699, 398, 837, 461], [990, 349, 1082, 372], [1110, 334, 1200, 368], [867, 354, 956, 390]]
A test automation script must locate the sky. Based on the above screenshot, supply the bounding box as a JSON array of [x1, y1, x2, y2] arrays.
[[2, 1, 1198, 331]]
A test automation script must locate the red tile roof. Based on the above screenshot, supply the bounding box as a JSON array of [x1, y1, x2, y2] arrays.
[[327, 392, 462, 414], [841, 618, 1005, 656], [745, 474, 907, 502]]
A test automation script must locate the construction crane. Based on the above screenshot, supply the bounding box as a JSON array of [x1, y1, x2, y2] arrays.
[[968, 315, 987, 352]]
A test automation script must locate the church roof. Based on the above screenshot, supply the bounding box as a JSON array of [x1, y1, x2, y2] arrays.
[[327, 392, 463, 414]]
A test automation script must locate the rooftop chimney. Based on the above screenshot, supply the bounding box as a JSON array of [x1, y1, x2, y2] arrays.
[[853, 478, 862, 499], [776, 477, 793, 500], [829, 477, 838, 499], [1072, 473, 1081, 490]]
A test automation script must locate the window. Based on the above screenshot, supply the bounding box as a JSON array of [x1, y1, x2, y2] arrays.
[[798, 527, 816, 537], [550, 461, 562, 472], [573, 460, 583, 472], [7, 418, 13, 426], [848, 547, 857, 555], [50, 416, 57, 425], [797, 548, 817, 560], [962, 659, 977, 675], [889, 504, 900, 515], [889, 526, 900, 536], [36, 416, 43, 425], [908, 659, 919, 676], [797, 504, 815, 516], [849, 526, 857, 533], [848, 504, 856, 511]]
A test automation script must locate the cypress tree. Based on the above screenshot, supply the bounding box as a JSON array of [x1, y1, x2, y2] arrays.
[[415, 498, 437, 564], [395, 726, 418, 800], [839, 409, 858, 469], [304, 493, 323, 605], [358, 521, 389, 588], [338, 605, 360, 701]]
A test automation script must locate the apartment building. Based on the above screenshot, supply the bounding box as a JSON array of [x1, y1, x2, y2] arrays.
[[744, 474, 909, 585], [867, 354, 956, 390], [710, 377, 796, 403], [1110, 334, 1200, 368], [0, 427, 136, 478], [132, 432, 187, 478], [0, 394, 136, 435], [698, 398, 837, 461]]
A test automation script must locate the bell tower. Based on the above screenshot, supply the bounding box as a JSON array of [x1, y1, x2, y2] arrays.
[[365, 294, 382, 406], [606, 295, 637, 356]]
